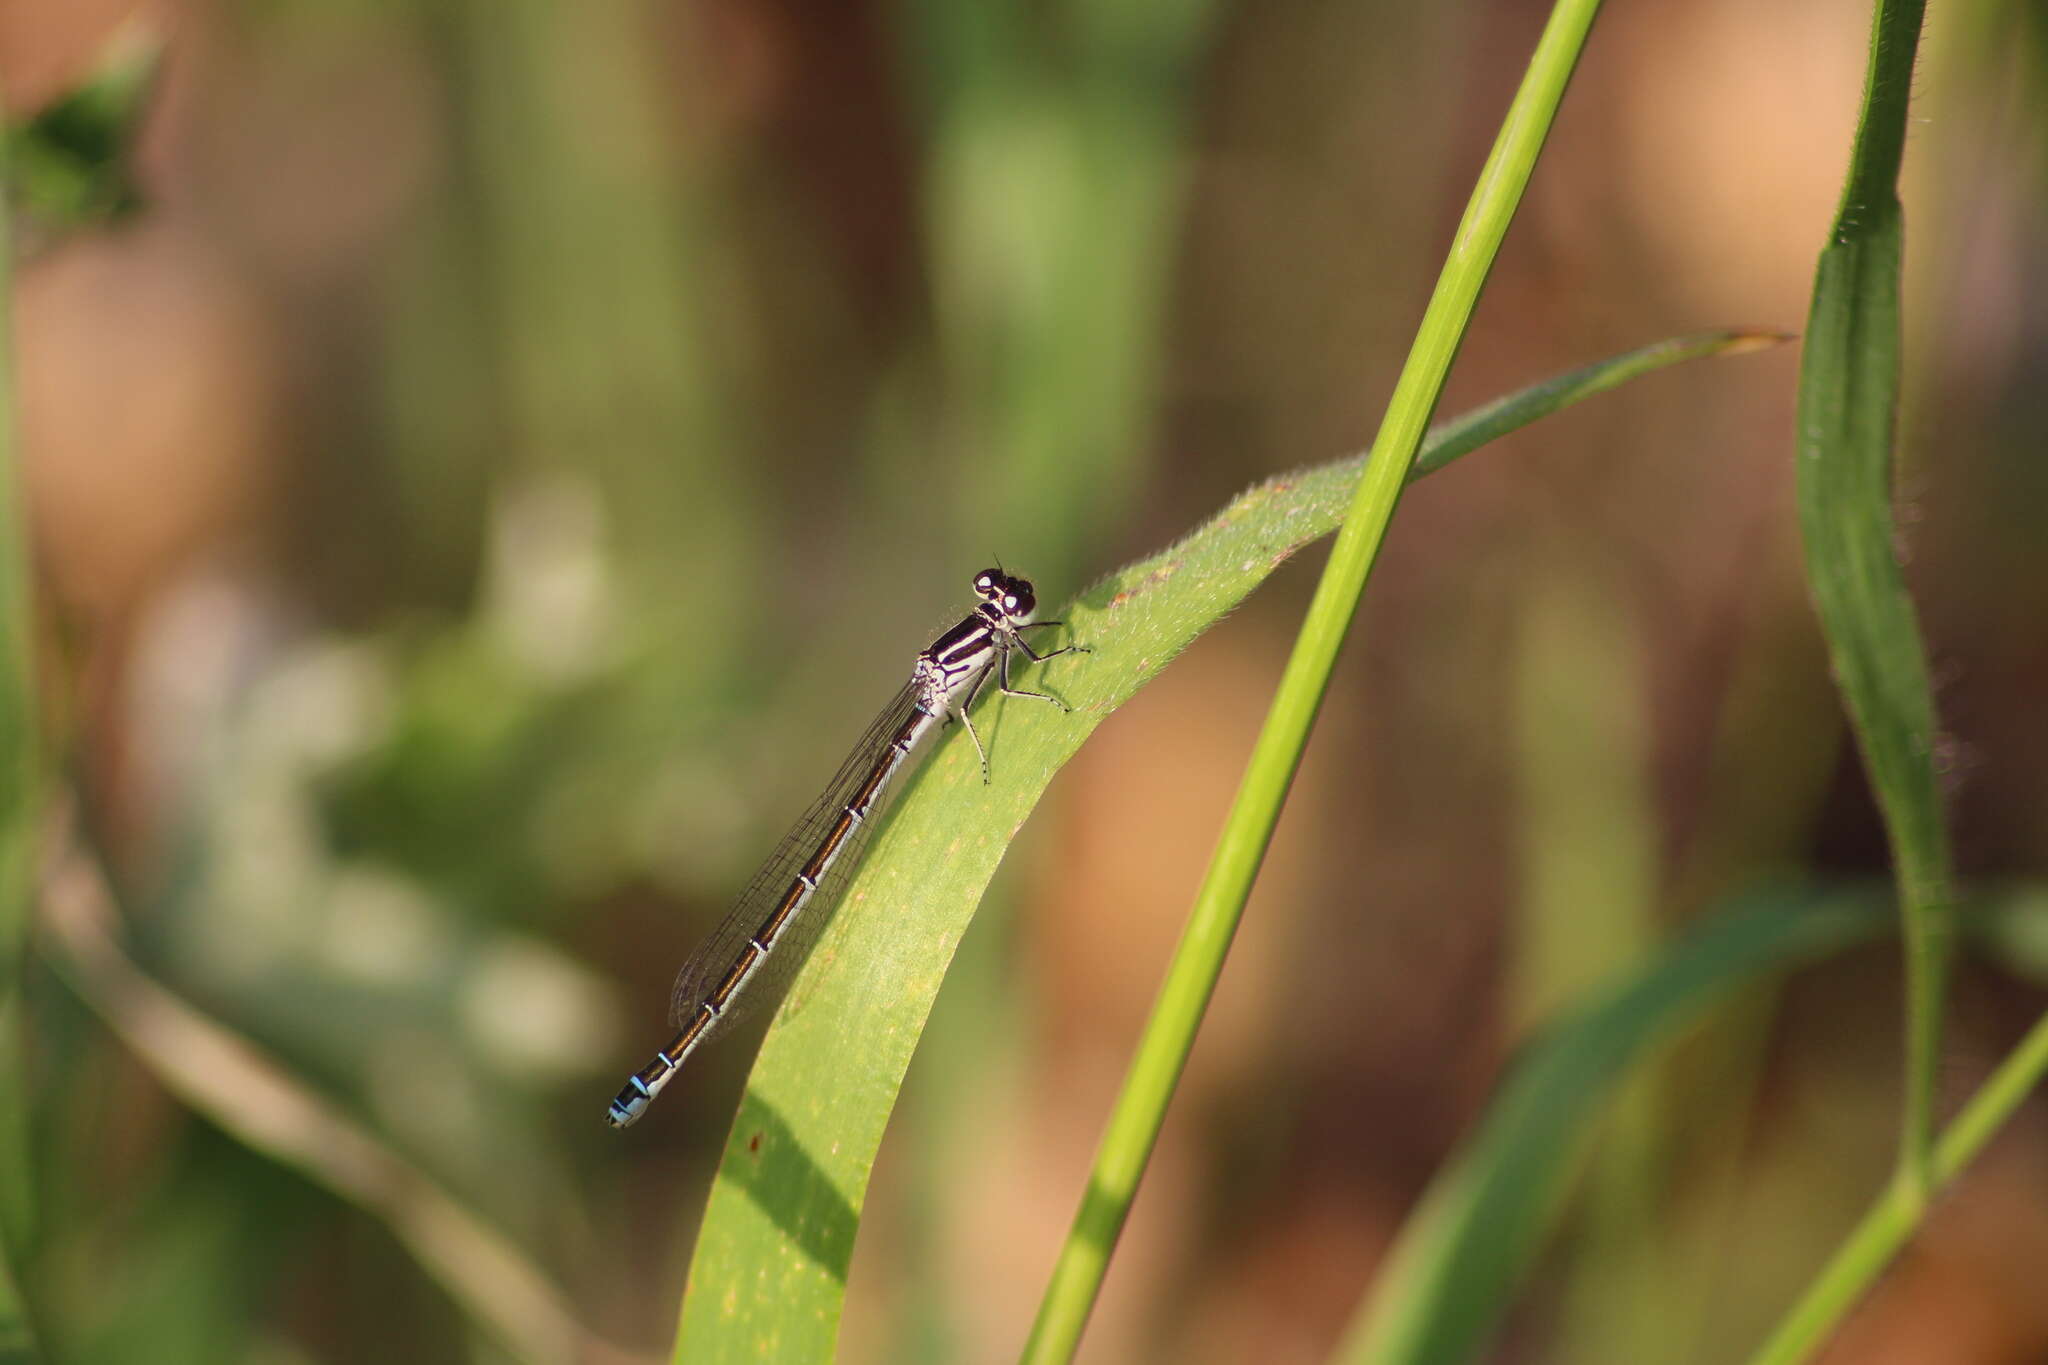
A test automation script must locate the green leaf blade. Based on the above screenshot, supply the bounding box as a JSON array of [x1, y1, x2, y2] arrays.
[[667, 331, 1782, 1362]]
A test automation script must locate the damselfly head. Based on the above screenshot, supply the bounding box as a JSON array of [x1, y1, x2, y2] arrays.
[[972, 567, 1036, 624]]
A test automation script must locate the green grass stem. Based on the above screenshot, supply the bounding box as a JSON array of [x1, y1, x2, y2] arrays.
[[1018, 1, 1605, 1355], [0, 87, 48, 1362], [1746, 1003, 2048, 1365]]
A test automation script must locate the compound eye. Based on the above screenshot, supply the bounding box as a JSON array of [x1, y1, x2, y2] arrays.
[[974, 569, 1000, 594], [1003, 594, 1020, 612]]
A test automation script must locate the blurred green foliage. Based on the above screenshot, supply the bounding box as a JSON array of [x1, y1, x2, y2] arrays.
[[2, 2, 2046, 1364], [4, 43, 154, 240]]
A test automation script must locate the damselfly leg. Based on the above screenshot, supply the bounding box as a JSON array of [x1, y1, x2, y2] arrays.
[[954, 619, 1084, 781]]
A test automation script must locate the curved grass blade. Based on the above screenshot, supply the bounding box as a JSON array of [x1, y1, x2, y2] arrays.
[[668, 328, 1781, 1363], [1789, 0, 1949, 1202], [1333, 888, 1894, 1365]]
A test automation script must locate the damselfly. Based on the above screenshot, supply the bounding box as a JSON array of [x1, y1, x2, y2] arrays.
[[606, 567, 1081, 1128]]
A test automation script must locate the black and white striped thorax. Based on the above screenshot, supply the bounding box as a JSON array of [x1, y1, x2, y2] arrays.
[[912, 567, 1041, 716], [605, 566, 1076, 1129]]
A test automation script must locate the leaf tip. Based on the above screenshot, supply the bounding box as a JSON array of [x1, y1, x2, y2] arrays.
[[1724, 329, 1799, 356]]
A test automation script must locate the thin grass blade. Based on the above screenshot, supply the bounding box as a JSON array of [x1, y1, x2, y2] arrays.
[[1763, 3, 1970, 1346], [1789, 0, 1949, 1202], [1334, 889, 1893, 1365], [1023, 3, 1606, 1357]]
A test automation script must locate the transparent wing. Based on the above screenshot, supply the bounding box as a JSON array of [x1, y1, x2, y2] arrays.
[[667, 678, 932, 1034]]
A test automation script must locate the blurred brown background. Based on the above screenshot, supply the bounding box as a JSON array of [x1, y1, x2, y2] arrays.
[[6, 0, 2048, 1362]]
